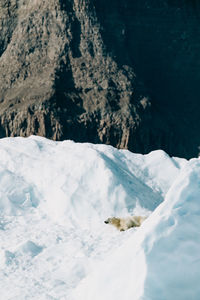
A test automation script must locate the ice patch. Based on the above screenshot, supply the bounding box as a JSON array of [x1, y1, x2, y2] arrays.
[[4, 241, 44, 266], [0, 168, 39, 215]]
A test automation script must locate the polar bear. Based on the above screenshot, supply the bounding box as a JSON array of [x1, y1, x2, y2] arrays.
[[104, 215, 147, 231]]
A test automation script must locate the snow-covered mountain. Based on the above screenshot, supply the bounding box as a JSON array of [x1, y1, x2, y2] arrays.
[[0, 136, 199, 299]]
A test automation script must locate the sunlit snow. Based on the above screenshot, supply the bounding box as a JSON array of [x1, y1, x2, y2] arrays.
[[0, 136, 198, 300]]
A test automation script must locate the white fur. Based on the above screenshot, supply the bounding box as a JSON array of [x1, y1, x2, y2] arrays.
[[104, 216, 147, 231]]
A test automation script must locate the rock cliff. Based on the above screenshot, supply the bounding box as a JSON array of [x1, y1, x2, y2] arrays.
[[0, 0, 200, 158]]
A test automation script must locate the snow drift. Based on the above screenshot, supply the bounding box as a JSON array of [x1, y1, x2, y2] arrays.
[[0, 136, 183, 225], [0, 136, 198, 300], [73, 159, 200, 300]]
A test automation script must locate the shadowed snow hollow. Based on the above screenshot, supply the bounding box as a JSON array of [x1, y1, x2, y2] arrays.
[[0, 136, 189, 299]]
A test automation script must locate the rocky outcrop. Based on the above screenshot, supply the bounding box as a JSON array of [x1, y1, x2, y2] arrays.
[[0, 0, 200, 158], [0, 0, 151, 149]]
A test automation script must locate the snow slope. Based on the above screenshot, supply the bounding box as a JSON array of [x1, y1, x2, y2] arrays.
[[74, 159, 200, 300], [0, 136, 194, 300]]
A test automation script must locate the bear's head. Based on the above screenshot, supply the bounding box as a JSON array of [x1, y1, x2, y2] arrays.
[[104, 217, 121, 229]]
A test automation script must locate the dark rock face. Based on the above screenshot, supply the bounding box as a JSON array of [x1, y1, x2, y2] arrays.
[[0, 0, 200, 158]]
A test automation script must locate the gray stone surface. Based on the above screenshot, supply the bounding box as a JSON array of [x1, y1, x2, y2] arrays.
[[0, 0, 200, 158]]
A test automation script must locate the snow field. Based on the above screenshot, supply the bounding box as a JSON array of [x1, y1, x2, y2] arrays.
[[0, 136, 191, 299]]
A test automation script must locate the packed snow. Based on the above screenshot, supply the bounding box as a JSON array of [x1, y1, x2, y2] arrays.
[[0, 136, 199, 299]]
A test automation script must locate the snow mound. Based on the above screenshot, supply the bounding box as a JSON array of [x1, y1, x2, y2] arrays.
[[0, 136, 184, 226], [73, 159, 200, 300]]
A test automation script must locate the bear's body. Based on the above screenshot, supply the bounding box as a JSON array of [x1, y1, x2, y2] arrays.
[[104, 216, 147, 231]]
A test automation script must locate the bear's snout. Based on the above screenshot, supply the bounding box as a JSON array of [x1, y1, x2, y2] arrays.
[[104, 220, 109, 224]]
